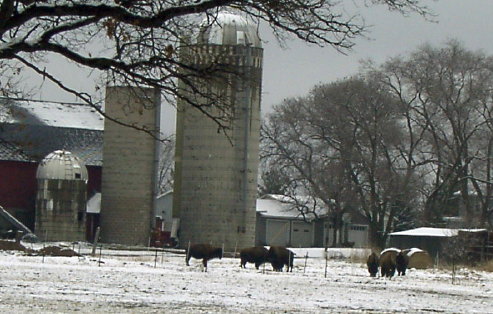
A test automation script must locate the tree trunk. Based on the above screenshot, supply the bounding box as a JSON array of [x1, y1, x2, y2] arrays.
[[331, 213, 338, 247], [368, 222, 385, 250]]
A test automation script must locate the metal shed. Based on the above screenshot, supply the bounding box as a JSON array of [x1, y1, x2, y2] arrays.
[[389, 227, 489, 261]]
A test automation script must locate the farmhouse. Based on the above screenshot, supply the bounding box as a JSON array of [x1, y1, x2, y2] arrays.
[[154, 192, 370, 248], [255, 194, 369, 248]]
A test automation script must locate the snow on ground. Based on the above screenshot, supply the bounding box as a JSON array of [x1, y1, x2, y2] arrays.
[[0, 244, 492, 313]]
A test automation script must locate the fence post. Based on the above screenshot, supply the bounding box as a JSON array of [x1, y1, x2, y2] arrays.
[[154, 249, 158, 268], [303, 252, 308, 274], [98, 245, 103, 267], [91, 227, 101, 257], [186, 240, 191, 263], [324, 250, 328, 278]]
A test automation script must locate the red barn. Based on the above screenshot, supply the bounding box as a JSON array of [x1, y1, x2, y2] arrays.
[[0, 97, 103, 237]]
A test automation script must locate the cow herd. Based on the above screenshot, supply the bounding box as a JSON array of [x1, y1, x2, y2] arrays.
[[185, 243, 411, 277], [367, 248, 410, 278], [185, 244, 295, 272]]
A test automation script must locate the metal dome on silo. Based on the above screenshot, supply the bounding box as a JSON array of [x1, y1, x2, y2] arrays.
[[36, 150, 88, 181], [197, 12, 261, 48]]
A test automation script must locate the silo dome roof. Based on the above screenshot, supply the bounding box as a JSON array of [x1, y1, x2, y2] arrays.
[[36, 150, 88, 181], [197, 12, 261, 48]]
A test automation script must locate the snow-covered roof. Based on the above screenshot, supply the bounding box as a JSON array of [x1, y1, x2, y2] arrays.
[[0, 98, 103, 166], [0, 97, 103, 130], [390, 227, 487, 237], [256, 194, 329, 221], [151, 191, 330, 220]]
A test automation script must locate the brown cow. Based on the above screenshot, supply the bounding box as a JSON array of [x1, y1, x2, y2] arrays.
[[185, 243, 223, 271], [379, 249, 399, 278], [366, 252, 379, 277], [267, 246, 295, 272], [240, 246, 269, 269]]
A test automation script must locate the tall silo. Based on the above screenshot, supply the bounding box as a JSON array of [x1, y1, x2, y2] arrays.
[[35, 150, 88, 241], [173, 12, 263, 250], [100, 86, 161, 246]]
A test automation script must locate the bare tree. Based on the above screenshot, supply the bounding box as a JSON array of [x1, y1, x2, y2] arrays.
[[0, 60, 24, 97], [262, 41, 493, 248], [258, 166, 290, 196], [261, 77, 424, 248], [157, 134, 175, 195], [0, 0, 428, 132], [374, 40, 493, 228]]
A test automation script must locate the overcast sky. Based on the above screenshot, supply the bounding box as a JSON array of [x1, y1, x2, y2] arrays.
[[261, 0, 493, 110], [25, 0, 493, 134]]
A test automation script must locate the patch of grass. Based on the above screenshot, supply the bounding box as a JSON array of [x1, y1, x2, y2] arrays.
[[476, 259, 493, 272], [435, 259, 493, 273], [348, 253, 367, 264]]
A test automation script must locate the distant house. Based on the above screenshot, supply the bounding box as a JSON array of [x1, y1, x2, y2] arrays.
[[443, 190, 493, 228], [255, 194, 326, 247], [155, 192, 370, 248], [256, 194, 370, 248], [0, 97, 103, 236]]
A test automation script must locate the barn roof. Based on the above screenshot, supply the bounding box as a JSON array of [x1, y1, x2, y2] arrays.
[[389, 227, 487, 238], [0, 98, 103, 166], [256, 194, 329, 221], [0, 138, 35, 162], [0, 97, 103, 130]]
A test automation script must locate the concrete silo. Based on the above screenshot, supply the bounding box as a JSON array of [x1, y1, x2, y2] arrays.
[[100, 86, 161, 246], [35, 150, 88, 241], [173, 12, 263, 250]]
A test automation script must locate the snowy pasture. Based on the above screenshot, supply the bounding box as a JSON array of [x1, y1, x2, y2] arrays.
[[0, 245, 492, 313]]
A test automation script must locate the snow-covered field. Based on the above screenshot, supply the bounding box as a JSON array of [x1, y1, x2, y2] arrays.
[[0, 245, 492, 313]]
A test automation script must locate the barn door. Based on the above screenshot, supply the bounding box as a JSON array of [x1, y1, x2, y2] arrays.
[[291, 221, 313, 247], [266, 219, 290, 246]]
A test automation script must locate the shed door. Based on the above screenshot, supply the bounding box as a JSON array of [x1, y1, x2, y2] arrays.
[[291, 221, 313, 247], [266, 219, 290, 246]]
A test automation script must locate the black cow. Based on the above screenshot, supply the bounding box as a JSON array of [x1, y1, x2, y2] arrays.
[[240, 246, 269, 269], [185, 243, 223, 271], [396, 251, 409, 276], [366, 252, 379, 277], [267, 246, 295, 272]]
